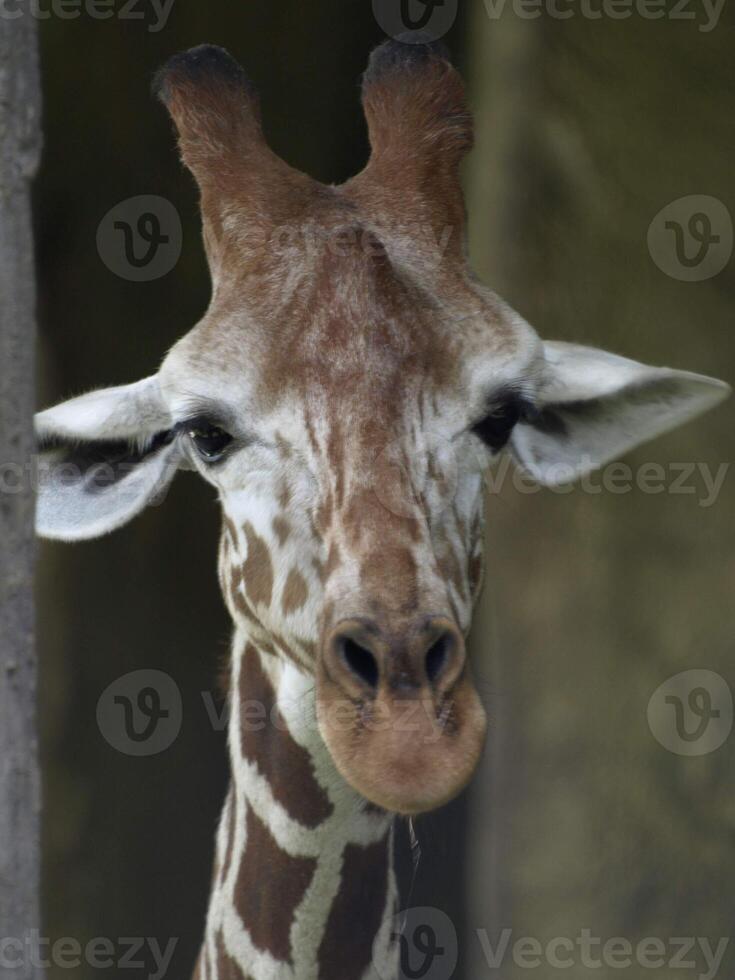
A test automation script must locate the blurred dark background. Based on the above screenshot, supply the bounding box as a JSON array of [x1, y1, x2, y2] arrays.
[[35, 1, 734, 978]]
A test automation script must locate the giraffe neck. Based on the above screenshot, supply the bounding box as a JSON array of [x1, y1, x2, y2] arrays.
[[198, 633, 399, 980]]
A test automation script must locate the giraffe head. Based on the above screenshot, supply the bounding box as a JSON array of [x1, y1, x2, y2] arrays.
[[36, 41, 729, 814]]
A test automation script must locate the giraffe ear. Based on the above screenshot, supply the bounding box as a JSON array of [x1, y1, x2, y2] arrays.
[[35, 376, 182, 541], [510, 342, 730, 486]]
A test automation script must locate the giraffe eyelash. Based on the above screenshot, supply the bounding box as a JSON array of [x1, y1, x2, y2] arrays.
[[175, 413, 229, 434]]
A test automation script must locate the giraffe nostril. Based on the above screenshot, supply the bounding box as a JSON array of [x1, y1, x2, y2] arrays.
[[326, 618, 464, 697], [341, 638, 380, 691], [425, 635, 449, 685]]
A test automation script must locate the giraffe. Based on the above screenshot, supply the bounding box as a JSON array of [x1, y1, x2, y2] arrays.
[[35, 38, 729, 980]]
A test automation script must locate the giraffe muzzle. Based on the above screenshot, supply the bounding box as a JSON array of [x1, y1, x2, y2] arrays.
[[316, 615, 487, 814]]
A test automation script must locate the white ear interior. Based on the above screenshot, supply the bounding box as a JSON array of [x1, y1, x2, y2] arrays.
[[36, 439, 182, 541], [35, 375, 180, 541], [511, 342, 730, 486]]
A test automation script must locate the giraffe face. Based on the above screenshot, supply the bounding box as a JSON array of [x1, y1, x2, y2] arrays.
[[156, 230, 543, 813], [34, 42, 729, 816]]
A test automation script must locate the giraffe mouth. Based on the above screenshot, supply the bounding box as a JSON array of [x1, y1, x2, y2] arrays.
[[315, 660, 487, 815]]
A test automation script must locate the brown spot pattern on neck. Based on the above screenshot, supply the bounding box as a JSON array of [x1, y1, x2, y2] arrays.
[[235, 805, 317, 964], [318, 835, 391, 980], [239, 644, 333, 827]]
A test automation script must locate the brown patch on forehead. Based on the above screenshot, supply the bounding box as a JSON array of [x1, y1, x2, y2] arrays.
[[282, 568, 309, 616], [242, 521, 274, 609], [239, 644, 333, 827], [317, 836, 390, 980], [272, 515, 291, 546], [246, 228, 465, 416], [235, 805, 317, 964]]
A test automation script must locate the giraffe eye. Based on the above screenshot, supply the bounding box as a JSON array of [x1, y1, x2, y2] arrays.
[[188, 424, 232, 463], [472, 398, 529, 452]]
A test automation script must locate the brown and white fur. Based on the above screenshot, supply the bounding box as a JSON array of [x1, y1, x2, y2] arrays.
[[36, 39, 729, 980]]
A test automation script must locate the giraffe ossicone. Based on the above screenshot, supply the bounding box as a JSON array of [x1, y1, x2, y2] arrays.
[[37, 38, 729, 980]]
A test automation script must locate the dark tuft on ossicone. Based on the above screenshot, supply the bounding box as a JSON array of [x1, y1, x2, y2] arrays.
[[363, 33, 452, 87], [152, 44, 254, 104]]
